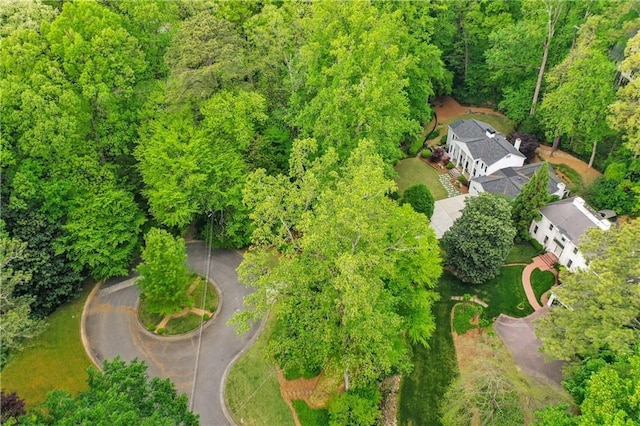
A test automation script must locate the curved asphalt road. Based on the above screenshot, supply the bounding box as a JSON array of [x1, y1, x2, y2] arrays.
[[82, 242, 260, 426]]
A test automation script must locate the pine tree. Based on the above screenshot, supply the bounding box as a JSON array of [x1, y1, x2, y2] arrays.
[[511, 164, 549, 240]]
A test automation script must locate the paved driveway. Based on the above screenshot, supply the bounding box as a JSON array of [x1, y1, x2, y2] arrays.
[[82, 242, 260, 426], [430, 194, 470, 238]]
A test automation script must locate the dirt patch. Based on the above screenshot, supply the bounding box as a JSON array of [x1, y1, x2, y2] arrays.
[[275, 365, 344, 425], [535, 145, 602, 186], [434, 96, 505, 124]]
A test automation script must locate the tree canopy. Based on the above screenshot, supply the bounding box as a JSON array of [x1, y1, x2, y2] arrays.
[[442, 193, 516, 284], [511, 163, 549, 240], [536, 219, 640, 361], [22, 357, 199, 425], [233, 139, 442, 388]]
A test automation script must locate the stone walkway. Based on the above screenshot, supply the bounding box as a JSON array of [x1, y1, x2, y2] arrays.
[[521, 253, 558, 311], [438, 173, 460, 197]]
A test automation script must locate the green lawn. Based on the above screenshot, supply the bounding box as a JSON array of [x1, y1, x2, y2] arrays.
[[292, 400, 330, 426], [0, 284, 94, 407], [225, 315, 294, 426], [394, 158, 449, 200], [439, 266, 533, 320], [505, 241, 541, 264], [530, 268, 556, 305], [398, 298, 458, 426]]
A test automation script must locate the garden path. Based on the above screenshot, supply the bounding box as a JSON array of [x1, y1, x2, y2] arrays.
[[521, 254, 558, 312]]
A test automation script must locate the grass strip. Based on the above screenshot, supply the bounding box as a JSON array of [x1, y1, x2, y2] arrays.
[[225, 315, 294, 426], [0, 284, 93, 407]]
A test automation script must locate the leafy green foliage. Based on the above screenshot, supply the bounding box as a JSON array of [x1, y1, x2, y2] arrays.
[[0, 237, 44, 366], [329, 388, 381, 426], [443, 193, 516, 284], [57, 185, 146, 280], [3, 208, 84, 317], [235, 139, 442, 388], [22, 357, 199, 425], [400, 184, 435, 218], [452, 303, 483, 334], [511, 163, 549, 240], [536, 219, 640, 361], [292, 400, 329, 426], [136, 229, 192, 316]]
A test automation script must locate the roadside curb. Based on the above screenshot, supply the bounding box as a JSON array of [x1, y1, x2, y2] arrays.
[[80, 280, 104, 370]]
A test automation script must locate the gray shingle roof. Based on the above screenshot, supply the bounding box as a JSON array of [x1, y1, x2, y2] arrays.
[[540, 197, 603, 244], [472, 163, 564, 199], [450, 119, 525, 166]]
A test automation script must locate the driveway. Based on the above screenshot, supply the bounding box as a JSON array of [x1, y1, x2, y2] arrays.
[[82, 242, 260, 426], [430, 194, 470, 238], [494, 309, 564, 386]]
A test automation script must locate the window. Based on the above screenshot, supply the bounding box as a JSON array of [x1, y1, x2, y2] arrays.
[[544, 236, 549, 244], [549, 224, 554, 231], [567, 260, 573, 268], [533, 225, 539, 234], [573, 247, 578, 255]]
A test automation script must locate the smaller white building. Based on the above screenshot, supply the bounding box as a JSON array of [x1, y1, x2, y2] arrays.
[[529, 197, 611, 271], [446, 119, 525, 178]]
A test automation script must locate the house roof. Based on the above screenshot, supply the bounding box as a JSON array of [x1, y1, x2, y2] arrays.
[[539, 197, 610, 245], [471, 163, 564, 199], [450, 119, 525, 166]]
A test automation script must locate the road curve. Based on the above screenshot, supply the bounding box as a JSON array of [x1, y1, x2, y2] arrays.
[[82, 242, 260, 426]]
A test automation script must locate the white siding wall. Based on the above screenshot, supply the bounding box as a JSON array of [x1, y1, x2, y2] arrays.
[[529, 215, 588, 271], [469, 180, 484, 196], [486, 154, 525, 175]]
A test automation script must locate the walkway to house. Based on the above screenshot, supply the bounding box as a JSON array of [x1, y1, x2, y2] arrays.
[[522, 253, 558, 311], [438, 173, 461, 198]]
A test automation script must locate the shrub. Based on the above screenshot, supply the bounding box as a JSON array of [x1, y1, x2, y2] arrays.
[[157, 328, 166, 335], [400, 184, 435, 218], [420, 149, 431, 158], [430, 147, 445, 163], [1, 391, 26, 424], [426, 129, 439, 140], [446, 162, 455, 170], [203, 313, 210, 321], [440, 134, 448, 145], [457, 175, 468, 186]]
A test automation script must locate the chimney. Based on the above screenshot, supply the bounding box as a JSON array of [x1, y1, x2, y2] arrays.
[[485, 129, 496, 138], [574, 197, 585, 207], [514, 138, 522, 151]]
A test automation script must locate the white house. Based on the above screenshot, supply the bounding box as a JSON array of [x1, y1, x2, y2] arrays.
[[529, 197, 611, 271], [469, 163, 568, 199], [446, 119, 525, 178]]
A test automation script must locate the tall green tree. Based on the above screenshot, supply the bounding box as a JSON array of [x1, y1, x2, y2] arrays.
[[56, 184, 146, 280], [23, 357, 199, 425], [442, 193, 516, 284], [0, 237, 44, 364], [536, 219, 640, 361], [136, 228, 192, 316], [3, 207, 85, 317], [540, 16, 619, 165], [511, 163, 550, 240], [234, 139, 442, 388], [293, 1, 423, 163], [609, 30, 640, 158]]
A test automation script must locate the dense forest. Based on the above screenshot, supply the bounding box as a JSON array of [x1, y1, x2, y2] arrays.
[[1, 0, 639, 423]]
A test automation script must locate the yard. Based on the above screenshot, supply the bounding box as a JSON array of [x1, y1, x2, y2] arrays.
[[394, 158, 449, 200], [225, 315, 294, 426], [0, 283, 94, 407]]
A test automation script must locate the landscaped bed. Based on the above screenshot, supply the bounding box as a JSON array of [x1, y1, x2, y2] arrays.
[[137, 275, 218, 335], [394, 157, 449, 200]]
